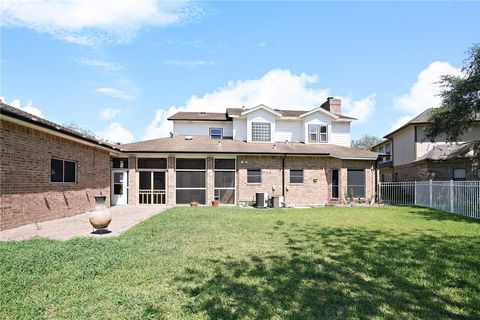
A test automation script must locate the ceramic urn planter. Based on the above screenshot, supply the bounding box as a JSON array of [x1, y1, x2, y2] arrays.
[[190, 201, 199, 207], [89, 195, 112, 229], [212, 200, 220, 206]]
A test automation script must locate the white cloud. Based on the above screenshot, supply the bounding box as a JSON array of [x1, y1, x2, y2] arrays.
[[77, 57, 125, 71], [163, 59, 220, 69], [8, 98, 43, 117], [393, 61, 461, 114], [100, 107, 120, 119], [1, 0, 205, 45], [144, 69, 376, 139], [95, 87, 134, 100], [97, 123, 134, 143]]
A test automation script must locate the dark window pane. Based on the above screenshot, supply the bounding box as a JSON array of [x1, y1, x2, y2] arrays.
[[347, 169, 365, 198], [320, 126, 327, 133], [113, 172, 123, 183], [153, 172, 166, 190], [332, 170, 339, 198], [137, 158, 167, 169], [51, 159, 63, 182], [64, 161, 76, 183], [215, 171, 235, 188], [247, 169, 261, 183], [176, 158, 206, 170], [215, 189, 235, 204], [214, 159, 235, 170], [290, 170, 303, 183], [114, 184, 123, 195], [111, 158, 129, 168], [176, 171, 206, 188], [176, 189, 206, 204], [139, 172, 152, 189], [210, 128, 223, 139]]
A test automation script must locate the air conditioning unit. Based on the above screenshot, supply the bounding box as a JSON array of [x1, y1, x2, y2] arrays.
[[256, 192, 269, 208], [272, 196, 285, 208]]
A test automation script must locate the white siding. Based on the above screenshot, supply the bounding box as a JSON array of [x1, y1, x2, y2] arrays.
[[393, 126, 415, 166], [173, 121, 233, 137], [303, 112, 333, 144], [246, 110, 277, 143], [331, 122, 351, 147], [415, 124, 480, 158], [275, 119, 304, 142], [233, 118, 247, 141]]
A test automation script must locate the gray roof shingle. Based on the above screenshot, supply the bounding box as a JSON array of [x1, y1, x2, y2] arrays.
[[120, 135, 378, 159]]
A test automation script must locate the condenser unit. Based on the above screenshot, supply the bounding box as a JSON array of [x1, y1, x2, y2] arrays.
[[256, 192, 269, 208]]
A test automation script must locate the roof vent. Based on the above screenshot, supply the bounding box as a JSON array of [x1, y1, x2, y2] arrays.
[[199, 112, 207, 116], [273, 144, 277, 150], [185, 136, 193, 140], [217, 140, 222, 146]]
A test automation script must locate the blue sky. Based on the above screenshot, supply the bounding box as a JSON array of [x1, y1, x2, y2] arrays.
[[1, 1, 479, 143]]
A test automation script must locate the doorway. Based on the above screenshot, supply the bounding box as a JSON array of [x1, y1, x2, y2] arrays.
[[111, 169, 128, 205], [139, 171, 166, 204]]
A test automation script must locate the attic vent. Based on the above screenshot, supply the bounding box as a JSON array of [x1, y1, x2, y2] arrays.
[[185, 136, 193, 140], [199, 112, 207, 116]]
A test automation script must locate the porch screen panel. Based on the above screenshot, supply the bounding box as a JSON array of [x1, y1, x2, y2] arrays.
[[214, 159, 235, 204], [137, 158, 167, 169], [176, 158, 206, 204], [347, 169, 365, 198]]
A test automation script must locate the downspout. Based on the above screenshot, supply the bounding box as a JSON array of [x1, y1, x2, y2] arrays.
[[282, 154, 286, 198], [374, 158, 379, 203]]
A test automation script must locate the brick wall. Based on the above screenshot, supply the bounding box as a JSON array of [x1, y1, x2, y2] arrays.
[[237, 155, 375, 206], [0, 120, 110, 230], [392, 158, 479, 181]]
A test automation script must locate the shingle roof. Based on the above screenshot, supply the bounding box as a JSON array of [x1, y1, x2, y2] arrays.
[[385, 108, 480, 138], [0, 102, 119, 151], [415, 140, 480, 161], [120, 135, 378, 159], [167, 112, 230, 121], [226, 107, 356, 120]]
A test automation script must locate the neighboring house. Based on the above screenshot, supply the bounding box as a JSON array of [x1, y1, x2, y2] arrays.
[[0, 98, 378, 230], [373, 108, 480, 182]]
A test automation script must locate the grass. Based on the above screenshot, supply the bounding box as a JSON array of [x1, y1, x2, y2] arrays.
[[1, 206, 479, 320]]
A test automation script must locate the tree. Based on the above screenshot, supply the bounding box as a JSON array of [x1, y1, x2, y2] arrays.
[[63, 122, 113, 144], [425, 44, 480, 141], [351, 134, 383, 150]]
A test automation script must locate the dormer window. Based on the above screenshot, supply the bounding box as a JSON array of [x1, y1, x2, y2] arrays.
[[209, 128, 223, 139], [252, 122, 271, 142], [308, 124, 328, 143]]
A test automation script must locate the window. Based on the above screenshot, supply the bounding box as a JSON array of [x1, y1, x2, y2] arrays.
[[308, 124, 328, 143], [209, 128, 223, 139], [290, 170, 304, 184], [214, 159, 236, 204], [453, 168, 466, 181], [111, 158, 128, 169], [384, 144, 392, 162], [332, 169, 339, 198], [176, 158, 206, 204], [51, 159, 76, 183], [308, 124, 317, 143], [252, 122, 271, 142], [137, 158, 167, 169], [247, 169, 261, 183], [346, 169, 365, 198]]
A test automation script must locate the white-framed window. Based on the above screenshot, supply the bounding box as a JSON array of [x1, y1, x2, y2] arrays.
[[308, 124, 317, 143], [51, 159, 76, 183], [247, 169, 261, 183], [252, 122, 271, 142], [308, 124, 328, 143], [453, 168, 466, 181], [209, 128, 223, 139], [175, 158, 207, 204], [214, 159, 236, 204], [384, 144, 392, 162], [290, 169, 304, 184]]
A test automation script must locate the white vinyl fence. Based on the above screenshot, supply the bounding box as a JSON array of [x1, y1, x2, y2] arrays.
[[378, 181, 480, 219]]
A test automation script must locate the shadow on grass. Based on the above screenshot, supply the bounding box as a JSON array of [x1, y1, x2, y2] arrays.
[[176, 225, 480, 319], [406, 206, 480, 224]]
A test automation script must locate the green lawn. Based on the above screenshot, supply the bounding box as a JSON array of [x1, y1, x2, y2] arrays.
[[1, 206, 479, 320]]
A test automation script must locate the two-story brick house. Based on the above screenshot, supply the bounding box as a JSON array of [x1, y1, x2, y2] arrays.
[[1, 98, 378, 230], [373, 108, 480, 182]]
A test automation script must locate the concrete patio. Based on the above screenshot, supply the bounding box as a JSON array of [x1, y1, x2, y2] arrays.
[[0, 205, 169, 241]]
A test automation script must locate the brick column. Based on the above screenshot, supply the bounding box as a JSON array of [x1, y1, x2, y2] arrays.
[[167, 157, 176, 205], [339, 167, 348, 202], [206, 157, 214, 205], [128, 156, 137, 205]]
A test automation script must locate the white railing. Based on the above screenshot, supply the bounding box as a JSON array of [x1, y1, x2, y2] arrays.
[[378, 181, 480, 219], [139, 189, 166, 204]]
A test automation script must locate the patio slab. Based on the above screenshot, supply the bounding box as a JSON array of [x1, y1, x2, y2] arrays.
[[0, 205, 169, 241]]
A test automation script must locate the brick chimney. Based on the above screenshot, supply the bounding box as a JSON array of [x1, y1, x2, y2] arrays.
[[320, 97, 341, 115]]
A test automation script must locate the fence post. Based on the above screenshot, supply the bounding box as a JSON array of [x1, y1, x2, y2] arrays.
[[429, 179, 433, 208], [414, 181, 417, 206], [450, 180, 454, 213]]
